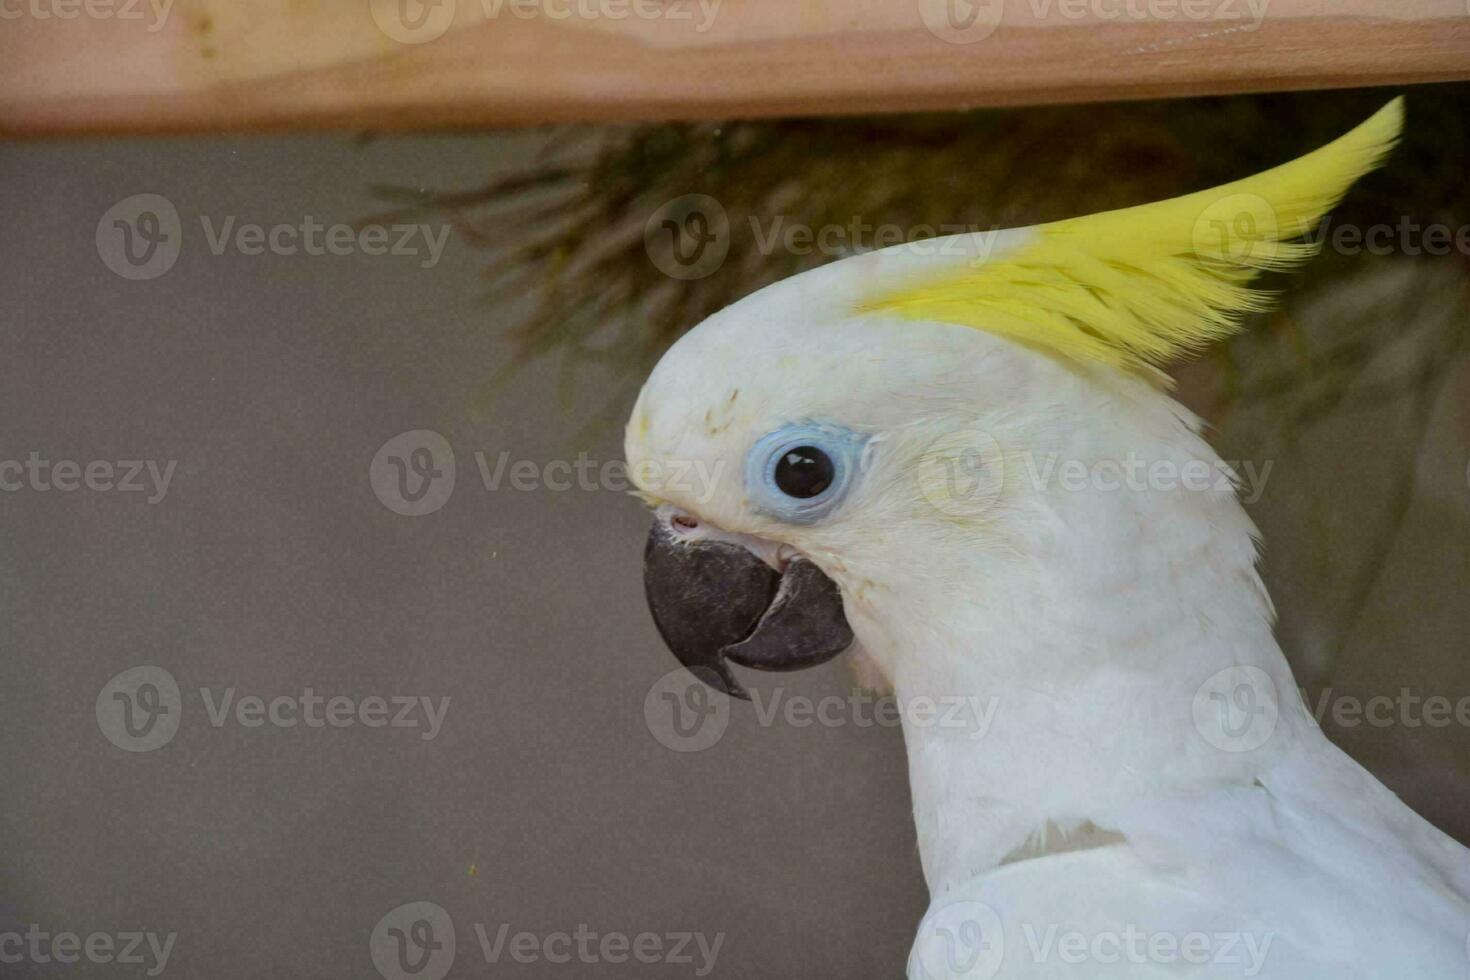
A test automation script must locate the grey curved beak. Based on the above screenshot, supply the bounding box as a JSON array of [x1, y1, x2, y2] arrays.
[[643, 517, 854, 700]]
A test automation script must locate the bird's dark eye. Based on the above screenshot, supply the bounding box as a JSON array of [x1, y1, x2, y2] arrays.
[[773, 446, 834, 499], [746, 423, 864, 523], [746, 426, 858, 525]]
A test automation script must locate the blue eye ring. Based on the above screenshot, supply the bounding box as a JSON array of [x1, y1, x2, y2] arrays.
[[745, 422, 867, 524]]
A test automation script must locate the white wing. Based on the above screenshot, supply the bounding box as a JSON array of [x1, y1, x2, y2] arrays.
[[909, 737, 1470, 979]]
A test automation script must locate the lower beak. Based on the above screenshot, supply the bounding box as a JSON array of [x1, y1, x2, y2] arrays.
[[642, 514, 854, 700]]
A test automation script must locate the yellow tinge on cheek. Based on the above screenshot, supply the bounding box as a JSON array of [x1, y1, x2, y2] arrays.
[[624, 435, 706, 513], [628, 451, 735, 518], [628, 489, 665, 509]]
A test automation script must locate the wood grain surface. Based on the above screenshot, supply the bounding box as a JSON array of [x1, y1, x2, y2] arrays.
[[2, 0, 1468, 135]]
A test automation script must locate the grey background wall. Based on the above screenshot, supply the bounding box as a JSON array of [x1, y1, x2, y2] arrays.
[[1, 123, 1466, 979]]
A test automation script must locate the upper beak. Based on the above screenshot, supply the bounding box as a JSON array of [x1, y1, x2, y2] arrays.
[[642, 511, 854, 700]]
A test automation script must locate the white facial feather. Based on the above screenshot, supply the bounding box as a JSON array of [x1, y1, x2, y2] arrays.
[[628, 245, 1299, 801]]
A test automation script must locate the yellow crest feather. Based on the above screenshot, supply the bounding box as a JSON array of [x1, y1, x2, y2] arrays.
[[859, 97, 1404, 374]]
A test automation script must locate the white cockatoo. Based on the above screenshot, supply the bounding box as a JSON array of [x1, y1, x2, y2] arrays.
[[630, 98, 1470, 978]]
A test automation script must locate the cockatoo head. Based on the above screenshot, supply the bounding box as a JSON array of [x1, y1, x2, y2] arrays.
[[628, 101, 1402, 707]]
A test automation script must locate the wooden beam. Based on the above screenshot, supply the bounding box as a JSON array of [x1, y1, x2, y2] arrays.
[[3, 0, 1468, 135]]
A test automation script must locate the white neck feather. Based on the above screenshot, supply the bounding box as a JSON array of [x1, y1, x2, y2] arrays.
[[845, 377, 1316, 896]]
